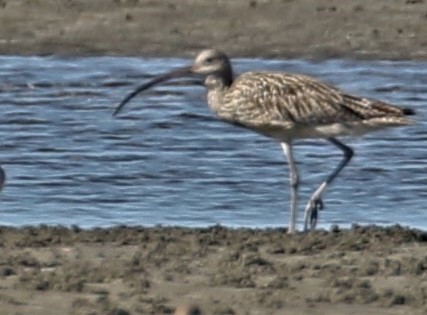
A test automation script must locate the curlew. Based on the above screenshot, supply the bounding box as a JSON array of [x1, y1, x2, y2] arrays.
[[113, 49, 415, 233]]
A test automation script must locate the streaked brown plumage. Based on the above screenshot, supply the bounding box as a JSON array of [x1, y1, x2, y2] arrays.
[[114, 49, 415, 233], [209, 71, 412, 140]]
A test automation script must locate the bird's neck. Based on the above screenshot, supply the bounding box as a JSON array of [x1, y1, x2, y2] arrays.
[[204, 68, 233, 113], [204, 70, 233, 90], [204, 74, 227, 108]]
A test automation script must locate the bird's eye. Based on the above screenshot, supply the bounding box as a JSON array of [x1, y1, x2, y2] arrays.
[[205, 57, 214, 63]]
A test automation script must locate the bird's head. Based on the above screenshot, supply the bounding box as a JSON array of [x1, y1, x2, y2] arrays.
[[113, 49, 232, 116], [191, 49, 231, 77]]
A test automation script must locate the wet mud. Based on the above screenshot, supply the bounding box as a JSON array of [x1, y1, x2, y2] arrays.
[[1, 225, 427, 314], [0, 0, 426, 59]]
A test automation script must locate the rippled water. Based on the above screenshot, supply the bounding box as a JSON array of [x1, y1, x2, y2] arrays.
[[0, 56, 425, 230]]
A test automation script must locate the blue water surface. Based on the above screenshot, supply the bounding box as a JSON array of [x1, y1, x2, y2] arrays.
[[0, 56, 425, 230]]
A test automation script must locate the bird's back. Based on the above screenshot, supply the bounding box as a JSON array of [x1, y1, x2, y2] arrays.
[[214, 71, 414, 140]]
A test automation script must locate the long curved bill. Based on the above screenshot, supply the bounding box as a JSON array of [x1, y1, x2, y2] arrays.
[[113, 66, 193, 116]]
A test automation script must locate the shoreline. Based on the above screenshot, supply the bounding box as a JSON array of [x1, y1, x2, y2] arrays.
[[1, 224, 427, 315], [2, 221, 426, 232]]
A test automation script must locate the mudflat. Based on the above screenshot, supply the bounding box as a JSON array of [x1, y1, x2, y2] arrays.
[[1, 1, 426, 314], [1, 225, 427, 315], [0, 0, 426, 59]]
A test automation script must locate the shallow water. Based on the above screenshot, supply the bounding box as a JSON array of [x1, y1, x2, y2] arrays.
[[0, 56, 425, 230]]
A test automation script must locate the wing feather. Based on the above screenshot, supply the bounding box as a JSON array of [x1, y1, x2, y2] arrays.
[[220, 72, 409, 128]]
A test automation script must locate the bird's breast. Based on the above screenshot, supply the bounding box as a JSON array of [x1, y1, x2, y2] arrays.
[[206, 89, 226, 114]]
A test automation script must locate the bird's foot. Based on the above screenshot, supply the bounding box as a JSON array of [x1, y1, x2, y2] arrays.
[[310, 198, 324, 228], [303, 196, 324, 231]]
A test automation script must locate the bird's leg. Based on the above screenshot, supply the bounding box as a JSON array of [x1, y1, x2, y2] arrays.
[[303, 138, 353, 231], [281, 142, 299, 234], [0, 166, 5, 191]]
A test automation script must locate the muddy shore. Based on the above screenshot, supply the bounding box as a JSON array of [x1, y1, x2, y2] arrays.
[[0, 0, 426, 59], [1, 225, 427, 315], [1, 1, 427, 314]]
